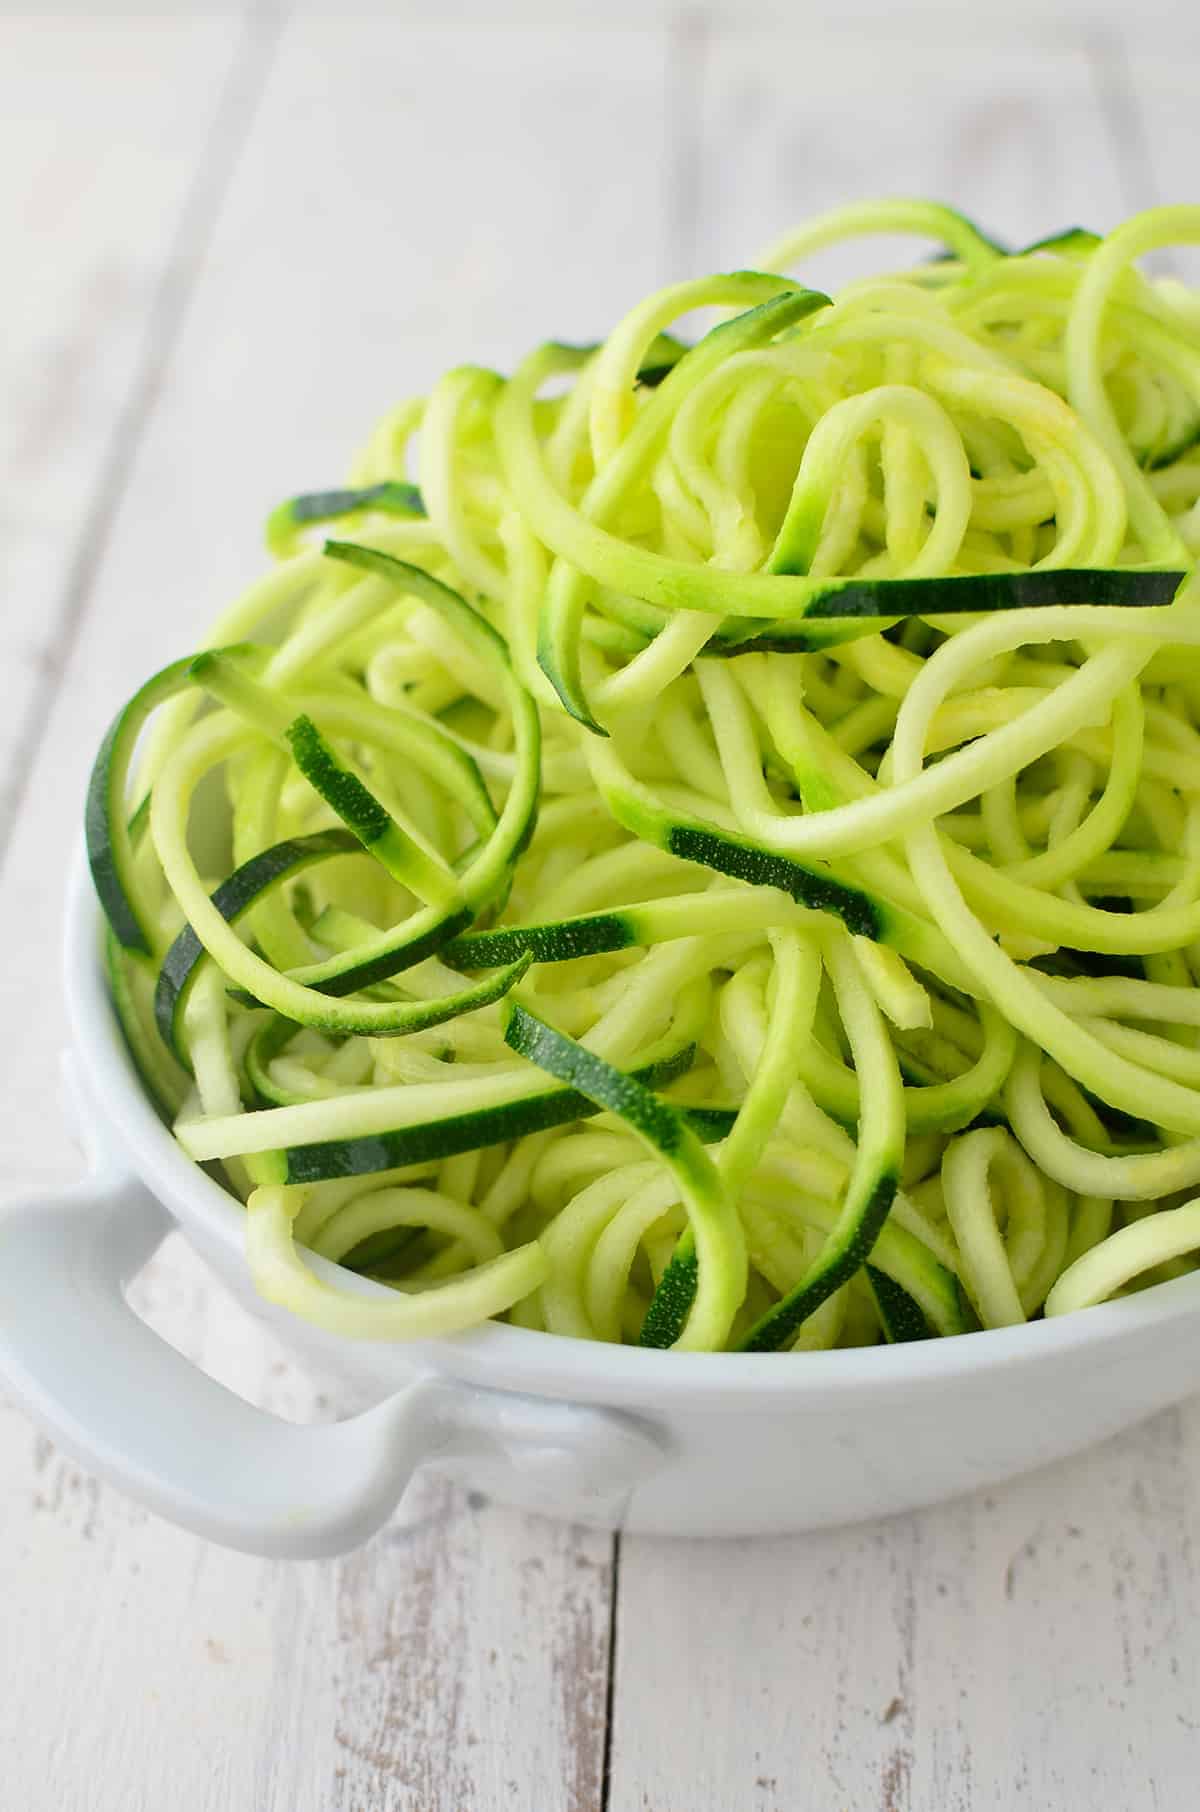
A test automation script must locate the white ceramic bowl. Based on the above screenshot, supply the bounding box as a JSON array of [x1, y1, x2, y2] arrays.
[[1, 854, 1199, 1557]]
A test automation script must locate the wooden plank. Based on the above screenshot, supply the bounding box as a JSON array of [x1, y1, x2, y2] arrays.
[[6, 14, 1194, 1812], [84, 12, 678, 626], [0, 12, 252, 843], [306, 1485, 612, 1812], [0, 14, 675, 1808], [608, 1406, 1200, 1812], [683, 26, 1131, 278], [0, 1420, 612, 1812]]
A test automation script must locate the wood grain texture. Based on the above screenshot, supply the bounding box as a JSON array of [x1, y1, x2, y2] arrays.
[[86, 10, 678, 624], [608, 1408, 1200, 1812], [1, 11, 1199, 1812], [0, 12, 252, 844], [0, 1243, 614, 1812], [314, 1485, 612, 1812], [686, 25, 1134, 279]]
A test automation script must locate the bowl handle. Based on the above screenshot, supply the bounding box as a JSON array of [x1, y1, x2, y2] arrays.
[[0, 1173, 664, 1558]]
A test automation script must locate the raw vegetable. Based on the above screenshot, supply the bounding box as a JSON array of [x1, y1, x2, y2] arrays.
[[88, 200, 1200, 1351]]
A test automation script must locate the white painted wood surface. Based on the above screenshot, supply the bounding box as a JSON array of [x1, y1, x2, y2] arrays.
[[0, 12, 245, 840], [0, 9, 1197, 1809]]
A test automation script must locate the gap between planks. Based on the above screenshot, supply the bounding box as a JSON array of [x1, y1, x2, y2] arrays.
[[6, 12, 1192, 1810], [0, 3, 283, 863]]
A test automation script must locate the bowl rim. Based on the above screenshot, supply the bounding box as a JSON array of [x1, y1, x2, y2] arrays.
[[65, 845, 1200, 1401]]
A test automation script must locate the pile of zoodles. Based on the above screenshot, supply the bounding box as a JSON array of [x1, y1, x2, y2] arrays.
[[89, 199, 1200, 1352]]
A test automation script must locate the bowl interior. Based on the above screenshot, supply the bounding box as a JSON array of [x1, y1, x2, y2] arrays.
[[63, 844, 1200, 1405]]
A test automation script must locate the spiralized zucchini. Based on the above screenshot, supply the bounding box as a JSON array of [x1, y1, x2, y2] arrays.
[[88, 199, 1200, 1352]]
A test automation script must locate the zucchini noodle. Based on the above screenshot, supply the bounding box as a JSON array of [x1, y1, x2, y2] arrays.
[[87, 200, 1200, 1352]]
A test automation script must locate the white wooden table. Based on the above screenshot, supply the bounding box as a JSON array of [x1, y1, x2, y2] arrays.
[[2, 8, 1198, 1806]]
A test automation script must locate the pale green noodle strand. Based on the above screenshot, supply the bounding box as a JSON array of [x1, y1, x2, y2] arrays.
[[88, 200, 1200, 1353]]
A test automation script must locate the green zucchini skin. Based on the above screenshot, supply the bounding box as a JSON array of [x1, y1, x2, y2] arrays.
[[290, 481, 424, 521], [226, 901, 478, 1006], [641, 1207, 971, 1349], [86, 655, 201, 953], [533, 285, 833, 729], [1146, 424, 1200, 471], [106, 930, 192, 1119], [715, 568, 1186, 624], [154, 828, 523, 1058], [277, 1043, 698, 1183], [187, 650, 462, 911], [283, 1087, 590, 1183], [516, 333, 690, 388], [920, 212, 1088, 263], [88, 644, 272, 957], [944, 207, 1010, 257], [292, 905, 477, 995], [675, 1105, 739, 1141], [867, 1265, 932, 1342], [634, 332, 690, 387], [282, 713, 453, 904], [443, 887, 802, 972], [264, 541, 542, 995], [599, 767, 884, 939], [663, 824, 881, 938], [1018, 226, 1101, 256], [503, 1003, 747, 1348], [445, 913, 637, 969], [640, 1194, 962, 1349], [639, 1232, 697, 1348], [286, 717, 392, 849], [504, 1005, 687, 1151], [738, 1169, 900, 1352], [243, 1013, 303, 1107], [265, 481, 425, 556], [155, 829, 361, 1054], [590, 755, 995, 995]]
